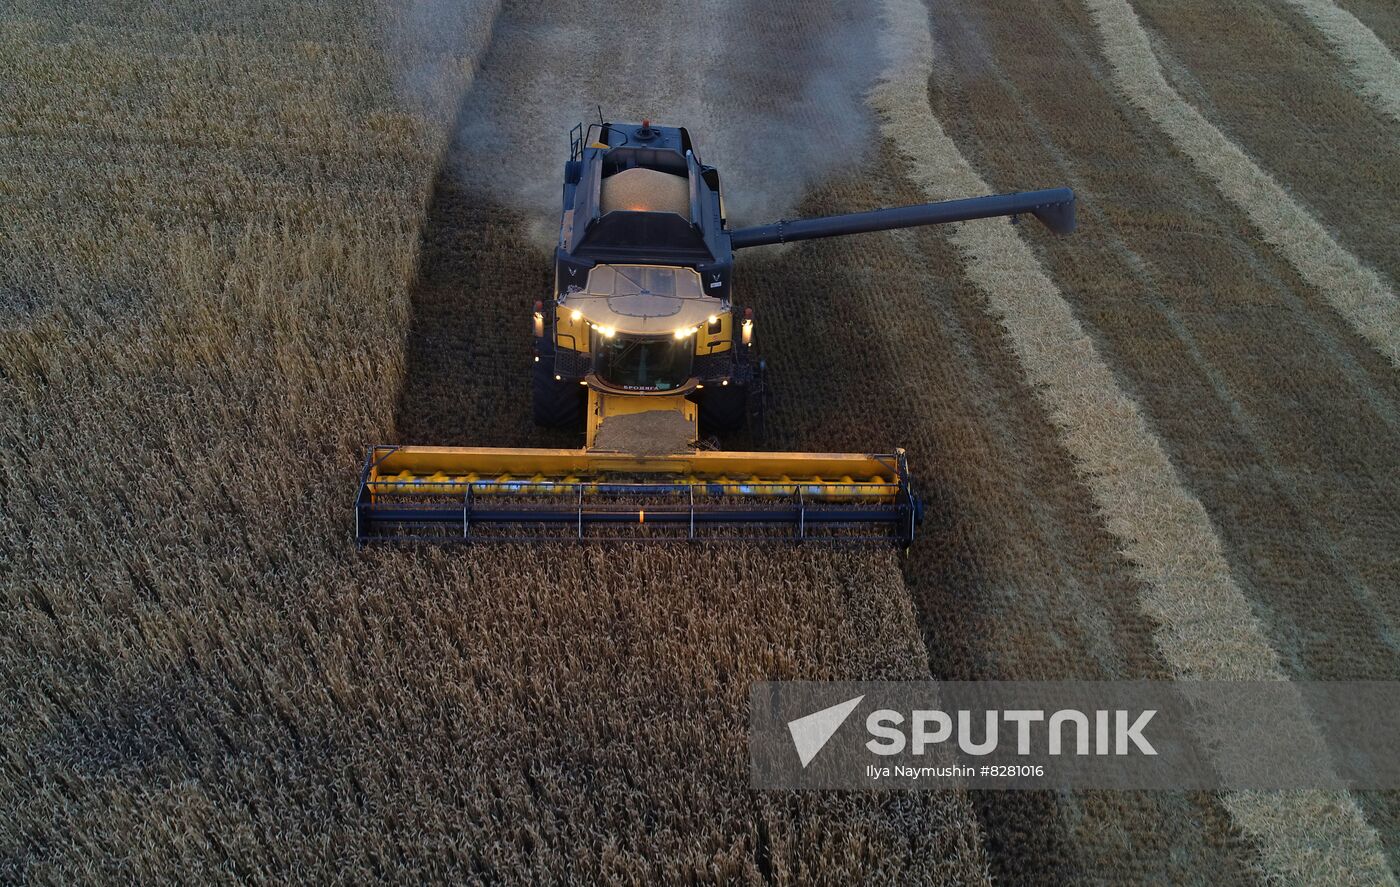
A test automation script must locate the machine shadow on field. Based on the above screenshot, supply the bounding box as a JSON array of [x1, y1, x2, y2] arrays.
[[386, 89, 1084, 875], [391, 118, 574, 450]]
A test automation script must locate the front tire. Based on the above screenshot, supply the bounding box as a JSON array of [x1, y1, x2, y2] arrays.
[[697, 383, 748, 433], [747, 359, 767, 442], [533, 358, 584, 428]]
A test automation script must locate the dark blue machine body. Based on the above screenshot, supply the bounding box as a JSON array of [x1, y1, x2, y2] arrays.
[[557, 121, 736, 304], [554, 119, 1075, 303]]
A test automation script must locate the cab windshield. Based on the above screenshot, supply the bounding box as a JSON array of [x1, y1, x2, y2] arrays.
[[594, 334, 693, 390]]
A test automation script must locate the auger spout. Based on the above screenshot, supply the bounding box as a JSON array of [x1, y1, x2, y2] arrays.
[[728, 187, 1076, 249]]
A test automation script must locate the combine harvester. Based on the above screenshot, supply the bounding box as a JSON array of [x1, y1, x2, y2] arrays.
[[357, 120, 1075, 544]]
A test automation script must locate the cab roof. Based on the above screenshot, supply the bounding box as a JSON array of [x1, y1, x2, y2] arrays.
[[558, 263, 723, 337]]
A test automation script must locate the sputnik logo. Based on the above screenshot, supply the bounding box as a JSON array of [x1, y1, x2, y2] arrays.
[[787, 695, 864, 768]]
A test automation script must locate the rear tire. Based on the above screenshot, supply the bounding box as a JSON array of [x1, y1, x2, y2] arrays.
[[533, 359, 584, 428]]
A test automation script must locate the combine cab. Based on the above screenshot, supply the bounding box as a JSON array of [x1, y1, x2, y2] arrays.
[[357, 119, 1075, 545]]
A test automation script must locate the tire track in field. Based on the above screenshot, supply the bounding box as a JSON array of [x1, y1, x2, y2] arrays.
[[1278, 0, 1400, 124], [1083, 0, 1400, 368], [876, 0, 1395, 882]]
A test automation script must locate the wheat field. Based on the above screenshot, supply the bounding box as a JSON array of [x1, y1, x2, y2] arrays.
[[4, 0, 1399, 882]]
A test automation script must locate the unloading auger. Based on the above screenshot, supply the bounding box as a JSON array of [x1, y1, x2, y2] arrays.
[[356, 119, 1075, 545]]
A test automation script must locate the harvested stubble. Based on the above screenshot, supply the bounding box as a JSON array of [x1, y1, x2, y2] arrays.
[[0, 0, 993, 881], [924, 0, 1400, 708], [1335, 0, 1400, 51], [1126, 0, 1400, 285], [1274, 0, 1400, 124], [920, 0, 1400, 870], [1083, 0, 1400, 368], [876, 0, 1395, 882]]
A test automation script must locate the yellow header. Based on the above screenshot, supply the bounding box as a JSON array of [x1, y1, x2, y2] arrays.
[[368, 445, 902, 484]]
